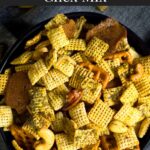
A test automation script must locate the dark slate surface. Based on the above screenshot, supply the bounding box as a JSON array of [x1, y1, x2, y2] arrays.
[[0, 6, 150, 150]]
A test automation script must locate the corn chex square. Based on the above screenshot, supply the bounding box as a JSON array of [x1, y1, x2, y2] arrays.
[[134, 74, 150, 97], [88, 99, 115, 128], [51, 112, 64, 132], [15, 64, 32, 72], [11, 51, 32, 65], [54, 56, 76, 77], [87, 123, 110, 137], [47, 25, 69, 50], [0, 106, 13, 128], [84, 37, 109, 63], [0, 74, 8, 95], [97, 59, 114, 81], [55, 133, 76, 150], [120, 82, 139, 105], [69, 65, 94, 89], [48, 84, 69, 111], [74, 129, 98, 149], [64, 39, 86, 51], [114, 127, 139, 150], [69, 102, 89, 128], [103, 86, 122, 106], [45, 14, 67, 30], [42, 69, 68, 91], [81, 78, 102, 104], [28, 59, 48, 85], [114, 104, 143, 126]]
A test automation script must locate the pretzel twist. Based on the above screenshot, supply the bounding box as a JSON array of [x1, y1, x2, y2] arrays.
[[80, 62, 109, 89], [130, 63, 144, 82], [104, 51, 133, 64]]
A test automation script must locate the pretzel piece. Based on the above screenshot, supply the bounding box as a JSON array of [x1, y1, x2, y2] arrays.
[[80, 62, 110, 89], [104, 51, 133, 64], [10, 125, 35, 150]]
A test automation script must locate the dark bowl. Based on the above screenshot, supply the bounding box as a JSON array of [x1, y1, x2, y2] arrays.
[[0, 12, 149, 150]]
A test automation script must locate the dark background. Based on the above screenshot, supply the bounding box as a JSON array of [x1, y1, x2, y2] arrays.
[[0, 6, 150, 63], [0, 6, 150, 150]]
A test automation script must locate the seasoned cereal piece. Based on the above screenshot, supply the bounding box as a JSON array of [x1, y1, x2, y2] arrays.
[[47, 26, 69, 50], [87, 123, 110, 137], [28, 59, 48, 85], [69, 65, 94, 89], [45, 49, 58, 70], [11, 51, 32, 65], [103, 86, 122, 106], [32, 114, 51, 129], [22, 118, 39, 140], [0, 106, 13, 127], [106, 58, 121, 71], [138, 118, 150, 138], [42, 69, 68, 91], [45, 14, 68, 30], [51, 112, 64, 132], [138, 95, 150, 105], [74, 129, 98, 149], [74, 16, 86, 38], [88, 99, 115, 128], [114, 104, 144, 126], [64, 39, 86, 51], [55, 133, 76, 150], [117, 63, 129, 85], [48, 90, 64, 110], [120, 82, 139, 105], [54, 56, 76, 77], [15, 64, 32, 72], [97, 59, 114, 81], [69, 102, 89, 128], [0, 74, 8, 95], [134, 74, 150, 97], [63, 117, 78, 140], [48, 84, 69, 111], [84, 37, 109, 63], [71, 53, 84, 63], [114, 127, 139, 150], [82, 78, 102, 104], [28, 87, 55, 122]]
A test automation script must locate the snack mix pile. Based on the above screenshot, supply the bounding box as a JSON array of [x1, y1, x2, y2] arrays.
[[0, 14, 150, 150]]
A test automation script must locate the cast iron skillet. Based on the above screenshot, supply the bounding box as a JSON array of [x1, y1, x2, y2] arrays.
[[0, 12, 150, 150]]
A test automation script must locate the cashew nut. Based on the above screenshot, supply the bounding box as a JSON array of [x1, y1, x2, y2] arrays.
[[108, 120, 128, 133], [130, 63, 144, 82], [34, 128, 55, 150]]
